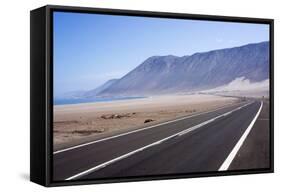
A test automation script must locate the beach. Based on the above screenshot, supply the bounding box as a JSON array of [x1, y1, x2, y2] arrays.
[[54, 94, 239, 150]]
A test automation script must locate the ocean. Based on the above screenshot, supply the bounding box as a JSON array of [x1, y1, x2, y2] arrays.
[[54, 96, 144, 105]]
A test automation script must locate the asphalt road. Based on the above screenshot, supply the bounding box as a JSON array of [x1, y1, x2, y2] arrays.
[[229, 99, 270, 170], [53, 100, 269, 181]]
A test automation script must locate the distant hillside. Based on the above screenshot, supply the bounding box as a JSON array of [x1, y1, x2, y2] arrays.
[[83, 79, 119, 98], [57, 90, 86, 99], [58, 79, 119, 99], [98, 41, 269, 96]]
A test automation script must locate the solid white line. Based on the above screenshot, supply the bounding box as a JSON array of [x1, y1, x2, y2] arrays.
[[66, 132, 178, 180], [65, 102, 253, 180], [218, 101, 263, 171], [54, 102, 243, 154]]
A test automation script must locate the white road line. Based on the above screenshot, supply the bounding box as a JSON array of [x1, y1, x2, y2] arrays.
[[219, 101, 263, 171], [54, 102, 244, 154], [65, 102, 253, 180]]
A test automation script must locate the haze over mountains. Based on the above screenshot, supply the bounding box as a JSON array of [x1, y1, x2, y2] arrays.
[[83, 79, 118, 98], [62, 41, 269, 98]]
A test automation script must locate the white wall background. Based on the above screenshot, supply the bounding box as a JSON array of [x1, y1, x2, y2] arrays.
[[0, 0, 279, 191]]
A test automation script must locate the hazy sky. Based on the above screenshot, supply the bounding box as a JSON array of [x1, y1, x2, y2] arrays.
[[53, 11, 269, 97]]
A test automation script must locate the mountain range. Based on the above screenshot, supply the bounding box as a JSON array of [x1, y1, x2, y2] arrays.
[[63, 41, 269, 98]]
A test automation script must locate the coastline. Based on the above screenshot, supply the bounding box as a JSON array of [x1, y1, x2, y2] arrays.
[[54, 96, 145, 106], [54, 94, 239, 150]]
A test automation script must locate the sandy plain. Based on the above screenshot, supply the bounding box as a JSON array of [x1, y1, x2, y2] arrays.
[[54, 94, 239, 150]]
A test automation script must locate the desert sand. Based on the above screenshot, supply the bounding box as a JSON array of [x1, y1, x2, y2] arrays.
[[53, 94, 239, 150]]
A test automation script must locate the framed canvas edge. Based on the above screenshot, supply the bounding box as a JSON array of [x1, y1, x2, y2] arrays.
[[36, 5, 274, 187]]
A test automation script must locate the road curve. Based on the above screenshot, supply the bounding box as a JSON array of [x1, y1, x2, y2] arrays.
[[53, 101, 266, 181]]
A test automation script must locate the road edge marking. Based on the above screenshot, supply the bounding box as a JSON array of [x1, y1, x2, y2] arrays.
[[65, 102, 253, 180], [54, 102, 243, 154], [218, 101, 263, 171]]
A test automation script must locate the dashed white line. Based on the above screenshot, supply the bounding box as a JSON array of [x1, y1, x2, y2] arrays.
[[65, 102, 253, 180], [54, 102, 243, 154]]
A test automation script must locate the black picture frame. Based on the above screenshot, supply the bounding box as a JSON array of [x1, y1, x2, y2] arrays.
[[30, 5, 274, 187]]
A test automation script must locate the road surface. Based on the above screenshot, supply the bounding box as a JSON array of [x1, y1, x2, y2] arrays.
[[53, 100, 270, 181]]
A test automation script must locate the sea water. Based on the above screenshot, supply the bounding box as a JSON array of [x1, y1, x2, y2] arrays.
[[54, 96, 144, 105]]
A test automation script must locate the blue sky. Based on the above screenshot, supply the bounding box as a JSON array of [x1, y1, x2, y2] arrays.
[[53, 11, 269, 97]]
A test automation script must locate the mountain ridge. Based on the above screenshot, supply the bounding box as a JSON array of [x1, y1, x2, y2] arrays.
[[97, 41, 269, 96], [82, 79, 119, 98]]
